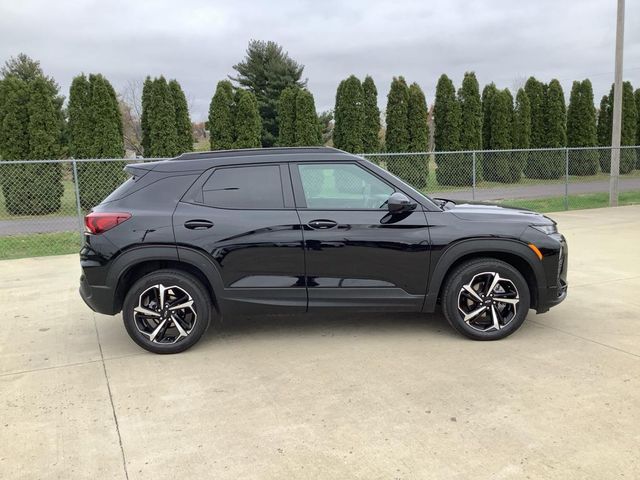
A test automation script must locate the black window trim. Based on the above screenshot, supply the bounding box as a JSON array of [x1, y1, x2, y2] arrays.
[[181, 162, 295, 211], [289, 160, 418, 211]]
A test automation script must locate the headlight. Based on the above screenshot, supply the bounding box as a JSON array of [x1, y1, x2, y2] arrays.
[[531, 224, 558, 235]]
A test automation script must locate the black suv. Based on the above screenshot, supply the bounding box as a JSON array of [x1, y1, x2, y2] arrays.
[[80, 147, 568, 353]]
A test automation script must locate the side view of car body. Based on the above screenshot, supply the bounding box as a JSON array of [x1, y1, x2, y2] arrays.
[[80, 147, 568, 353]]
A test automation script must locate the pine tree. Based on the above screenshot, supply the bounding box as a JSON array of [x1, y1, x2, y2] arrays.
[[332, 80, 346, 149], [434, 74, 462, 185], [597, 94, 612, 172], [208, 80, 235, 150], [141, 76, 152, 154], [0, 77, 30, 162], [484, 89, 513, 183], [384, 76, 410, 180], [294, 88, 321, 146], [481, 82, 498, 150], [147, 77, 178, 157], [25, 77, 64, 214], [68, 74, 93, 158], [457, 72, 482, 185], [567, 79, 598, 175], [405, 82, 429, 187], [523, 77, 546, 178], [231, 40, 306, 147], [362, 76, 380, 152], [277, 87, 297, 146], [511, 88, 531, 182], [333, 75, 364, 153], [233, 89, 262, 148], [169, 79, 193, 153]]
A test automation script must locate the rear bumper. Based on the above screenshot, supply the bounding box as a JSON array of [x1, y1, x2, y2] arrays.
[[79, 273, 118, 315]]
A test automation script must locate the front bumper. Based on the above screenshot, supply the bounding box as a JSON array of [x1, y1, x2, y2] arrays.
[[536, 235, 568, 313]]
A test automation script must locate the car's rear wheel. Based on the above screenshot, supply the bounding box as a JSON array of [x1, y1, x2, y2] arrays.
[[441, 258, 530, 340], [122, 270, 211, 354]]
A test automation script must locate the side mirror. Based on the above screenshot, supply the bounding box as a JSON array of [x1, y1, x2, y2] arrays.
[[387, 192, 417, 213]]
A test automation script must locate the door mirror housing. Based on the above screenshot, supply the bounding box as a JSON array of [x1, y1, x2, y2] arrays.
[[387, 192, 417, 213]]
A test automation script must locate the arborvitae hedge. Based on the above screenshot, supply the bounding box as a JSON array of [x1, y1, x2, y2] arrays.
[[294, 89, 321, 146], [233, 89, 261, 148], [599, 82, 637, 173], [362, 76, 380, 152], [510, 88, 531, 182], [384, 76, 410, 180], [333, 75, 363, 153], [434, 74, 462, 186], [481, 82, 497, 150], [405, 82, 429, 188], [567, 80, 598, 175], [635, 88, 640, 168], [68, 75, 93, 158], [484, 89, 513, 183], [457, 72, 482, 185], [169, 79, 193, 153], [147, 77, 178, 157], [141, 76, 152, 155], [277, 87, 297, 146], [208, 80, 235, 150]]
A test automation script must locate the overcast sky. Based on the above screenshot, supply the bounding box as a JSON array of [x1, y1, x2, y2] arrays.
[[1, 0, 639, 121]]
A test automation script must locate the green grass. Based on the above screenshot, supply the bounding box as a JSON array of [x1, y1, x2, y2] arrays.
[[497, 190, 640, 213], [0, 231, 81, 260]]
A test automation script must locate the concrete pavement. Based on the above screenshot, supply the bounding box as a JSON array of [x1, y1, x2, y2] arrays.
[[1, 205, 639, 479]]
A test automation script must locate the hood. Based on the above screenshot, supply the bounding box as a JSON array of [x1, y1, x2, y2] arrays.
[[436, 199, 555, 225]]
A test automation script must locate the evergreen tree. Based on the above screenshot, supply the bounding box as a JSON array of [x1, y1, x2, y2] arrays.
[[169, 79, 193, 153], [332, 80, 346, 149], [294, 88, 321, 146], [333, 75, 364, 153], [25, 77, 64, 214], [208, 80, 235, 150], [484, 89, 513, 183], [0, 77, 30, 161], [141, 76, 152, 154], [511, 88, 531, 182], [567, 79, 598, 175], [523, 77, 547, 177], [635, 88, 640, 168], [599, 82, 637, 173], [147, 77, 178, 157], [597, 93, 612, 172], [233, 89, 262, 148], [68, 74, 93, 158], [277, 86, 297, 146], [231, 40, 306, 147], [481, 82, 498, 150], [433, 74, 462, 185], [362, 76, 380, 152], [458, 72, 482, 184], [405, 82, 429, 187]]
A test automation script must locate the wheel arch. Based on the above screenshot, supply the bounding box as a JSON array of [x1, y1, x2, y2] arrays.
[[423, 239, 546, 312]]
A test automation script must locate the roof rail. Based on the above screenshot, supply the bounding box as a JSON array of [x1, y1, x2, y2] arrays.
[[174, 146, 345, 161]]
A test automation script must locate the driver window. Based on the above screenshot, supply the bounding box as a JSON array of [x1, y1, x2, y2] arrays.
[[298, 163, 394, 209]]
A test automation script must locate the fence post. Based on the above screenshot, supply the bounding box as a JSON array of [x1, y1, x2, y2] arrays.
[[564, 148, 569, 211], [71, 159, 84, 239], [472, 151, 477, 201]]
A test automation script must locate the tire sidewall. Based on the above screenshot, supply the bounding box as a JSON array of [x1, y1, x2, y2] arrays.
[[122, 270, 211, 354], [443, 260, 530, 340]]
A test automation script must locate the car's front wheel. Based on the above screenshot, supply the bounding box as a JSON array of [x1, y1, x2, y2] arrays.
[[122, 270, 211, 354], [441, 258, 530, 340]]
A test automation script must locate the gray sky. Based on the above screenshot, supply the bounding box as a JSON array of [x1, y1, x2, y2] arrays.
[[1, 0, 639, 121]]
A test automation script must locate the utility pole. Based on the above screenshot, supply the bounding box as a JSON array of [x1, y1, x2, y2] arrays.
[[609, 0, 625, 207]]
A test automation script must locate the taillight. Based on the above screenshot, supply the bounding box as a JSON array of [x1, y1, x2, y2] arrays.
[[84, 212, 131, 234]]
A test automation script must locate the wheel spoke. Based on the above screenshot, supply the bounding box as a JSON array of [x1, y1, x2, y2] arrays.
[[169, 299, 194, 311], [148, 318, 168, 342], [490, 305, 501, 330], [171, 314, 189, 339], [134, 306, 160, 317], [494, 297, 519, 305], [462, 284, 483, 303], [486, 273, 501, 295], [158, 284, 166, 310], [463, 305, 487, 323]]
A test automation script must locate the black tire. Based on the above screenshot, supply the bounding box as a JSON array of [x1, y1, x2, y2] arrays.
[[122, 269, 212, 354], [441, 258, 530, 340]]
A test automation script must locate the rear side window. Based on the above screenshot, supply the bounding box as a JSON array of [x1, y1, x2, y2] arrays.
[[202, 165, 284, 209]]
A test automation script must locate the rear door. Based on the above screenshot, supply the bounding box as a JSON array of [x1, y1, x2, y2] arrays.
[[291, 161, 431, 311], [173, 163, 306, 314]]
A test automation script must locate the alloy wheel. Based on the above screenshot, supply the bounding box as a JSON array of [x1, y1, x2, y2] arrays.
[[457, 271, 520, 332], [133, 284, 197, 344]]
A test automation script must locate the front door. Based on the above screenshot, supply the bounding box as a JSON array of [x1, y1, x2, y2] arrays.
[[291, 162, 431, 311]]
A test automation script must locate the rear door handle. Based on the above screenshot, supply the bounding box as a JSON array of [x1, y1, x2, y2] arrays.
[[184, 219, 214, 230], [308, 219, 337, 229]]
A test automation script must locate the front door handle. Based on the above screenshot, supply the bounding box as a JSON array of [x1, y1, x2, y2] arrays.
[[308, 219, 337, 229], [184, 219, 214, 230]]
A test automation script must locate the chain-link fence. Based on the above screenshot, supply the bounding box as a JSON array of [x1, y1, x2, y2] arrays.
[[1, 147, 639, 260]]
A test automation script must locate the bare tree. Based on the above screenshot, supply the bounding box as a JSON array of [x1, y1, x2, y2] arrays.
[[119, 80, 143, 156]]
